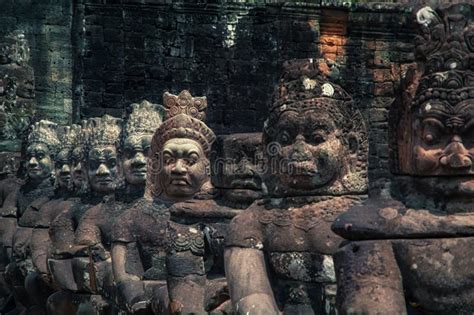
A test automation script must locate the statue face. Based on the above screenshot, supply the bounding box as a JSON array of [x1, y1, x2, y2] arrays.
[[214, 134, 263, 204], [71, 146, 86, 189], [122, 134, 151, 186], [413, 101, 474, 176], [55, 149, 71, 189], [159, 138, 208, 201], [266, 109, 344, 191], [87, 145, 120, 194], [26, 143, 53, 181]]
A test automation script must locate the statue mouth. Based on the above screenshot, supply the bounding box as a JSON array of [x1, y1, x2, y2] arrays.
[[96, 177, 113, 184], [230, 178, 260, 190], [170, 178, 190, 186], [132, 168, 147, 176], [285, 161, 317, 175]]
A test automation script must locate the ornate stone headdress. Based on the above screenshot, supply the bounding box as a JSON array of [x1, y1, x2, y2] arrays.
[[147, 90, 216, 199], [264, 59, 368, 178], [389, 4, 474, 174], [124, 100, 164, 139], [57, 124, 82, 153], [85, 115, 122, 152], [151, 90, 216, 156], [27, 120, 60, 157]]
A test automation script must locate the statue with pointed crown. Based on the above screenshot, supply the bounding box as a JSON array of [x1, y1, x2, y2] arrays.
[[1, 120, 59, 313], [59, 115, 126, 314], [121, 100, 164, 200], [224, 59, 368, 315], [332, 4, 474, 314], [111, 90, 216, 314], [23, 124, 84, 314]]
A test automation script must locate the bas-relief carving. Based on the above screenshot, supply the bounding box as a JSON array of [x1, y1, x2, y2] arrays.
[[224, 59, 368, 315], [333, 4, 474, 314]]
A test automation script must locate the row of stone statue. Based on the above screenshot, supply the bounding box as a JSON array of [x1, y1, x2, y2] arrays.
[[1, 4, 474, 314]]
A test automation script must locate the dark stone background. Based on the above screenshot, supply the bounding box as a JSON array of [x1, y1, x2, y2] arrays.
[[0, 0, 464, 192]]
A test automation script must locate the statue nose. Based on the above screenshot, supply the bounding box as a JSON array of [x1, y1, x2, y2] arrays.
[[96, 163, 110, 175], [132, 152, 146, 167], [171, 159, 187, 175], [291, 136, 311, 161], [440, 137, 472, 169], [28, 157, 38, 166], [61, 164, 70, 173]]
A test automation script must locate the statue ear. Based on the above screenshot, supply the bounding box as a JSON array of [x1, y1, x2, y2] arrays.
[[347, 132, 359, 156]]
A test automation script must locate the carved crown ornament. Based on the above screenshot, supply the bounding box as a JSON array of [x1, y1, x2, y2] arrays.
[[27, 120, 60, 156], [85, 115, 122, 150], [124, 100, 164, 138], [57, 124, 82, 152]]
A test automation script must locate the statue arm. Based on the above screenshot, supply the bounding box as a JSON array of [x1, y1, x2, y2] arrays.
[[111, 242, 141, 282], [224, 247, 279, 315], [334, 240, 407, 315]]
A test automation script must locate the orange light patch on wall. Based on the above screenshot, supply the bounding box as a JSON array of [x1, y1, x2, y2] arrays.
[[318, 9, 348, 74]]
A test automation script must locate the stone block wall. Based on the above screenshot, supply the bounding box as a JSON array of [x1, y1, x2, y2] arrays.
[[0, 0, 74, 125]]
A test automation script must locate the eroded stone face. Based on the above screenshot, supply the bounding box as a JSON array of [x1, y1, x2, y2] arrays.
[[159, 138, 208, 200], [122, 134, 151, 186], [266, 109, 345, 192], [413, 100, 474, 176], [71, 146, 86, 190], [55, 149, 71, 189], [26, 143, 53, 181], [87, 145, 120, 194], [212, 133, 263, 206]]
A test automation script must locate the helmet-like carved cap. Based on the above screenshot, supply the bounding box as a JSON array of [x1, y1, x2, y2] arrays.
[[124, 100, 164, 138], [27, 120, 60, 156], [85, 115, 122, 151]]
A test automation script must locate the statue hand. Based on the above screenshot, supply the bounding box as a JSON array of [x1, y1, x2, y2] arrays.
[[236, 293, 280, 315]]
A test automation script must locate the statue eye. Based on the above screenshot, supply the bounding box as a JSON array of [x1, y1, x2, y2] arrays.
[[89, 160, 100, 170], [423, 133, 437, 145], [278, 131, 292, 145], [107, 158, 117, 168], [37, 153, 45, 160], [143, 146, 151, 157], [311, 132, 326, 145], [164, 156, 175, 165]]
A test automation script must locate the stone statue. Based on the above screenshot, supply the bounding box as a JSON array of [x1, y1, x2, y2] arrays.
[[161, 132, 265, 314], [23, 125, 82, 313], [46, 121, 100, 314], [67, 115, 124, 313], [120, 100, 164, 202], [224, 59, 368, 314], [332, 4, 474, 314], [2, 120, 59, 313], [111, 90, 215, 314]]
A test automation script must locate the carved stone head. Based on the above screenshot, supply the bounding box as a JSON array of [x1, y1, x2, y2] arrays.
[[263, 59, 367, 197], [147, 90, 216, 202], [54, 125, 82, 190], [391, 4, 474, 198], [85, 115, 123, 194], [70, 121, 88, 193], [26, 120, 60, 182], [123, 100, 163, 186], [211, 133, 264, 207]]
